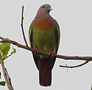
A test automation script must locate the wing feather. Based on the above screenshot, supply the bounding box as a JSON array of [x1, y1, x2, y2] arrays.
[[29, 23, 39, 69]]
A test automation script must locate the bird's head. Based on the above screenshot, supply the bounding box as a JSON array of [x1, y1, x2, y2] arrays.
[[38, 4, 52, 14]]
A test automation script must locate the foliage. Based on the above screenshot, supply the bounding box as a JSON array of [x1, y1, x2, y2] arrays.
[[0, 38, 16, 62], [0, 72, 1, 78], [0, 72, 5, 86], [0, 81, 5, 86], [0, 38, 16, 86]]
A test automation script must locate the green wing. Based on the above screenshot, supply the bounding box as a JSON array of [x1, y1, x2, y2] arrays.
[[29, 23, 39, 69], [54, 21, 60, 54], [51, 21, 60, 68]]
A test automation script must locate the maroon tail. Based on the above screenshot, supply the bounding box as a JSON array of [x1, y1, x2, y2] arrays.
[[38, 59, 52, 86]]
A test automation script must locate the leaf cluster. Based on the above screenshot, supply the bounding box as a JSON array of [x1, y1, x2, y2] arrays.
[[0, 38, 16, 86], [0, 38, 16, 62]]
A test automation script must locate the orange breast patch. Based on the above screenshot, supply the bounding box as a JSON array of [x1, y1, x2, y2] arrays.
[[35, 18, 54, 29]]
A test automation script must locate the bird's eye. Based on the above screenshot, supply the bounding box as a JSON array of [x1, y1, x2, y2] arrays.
[[42, 5, 45, 8]]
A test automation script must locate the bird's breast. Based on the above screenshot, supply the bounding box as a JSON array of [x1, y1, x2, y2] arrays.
[[34, 18, 54, 29]]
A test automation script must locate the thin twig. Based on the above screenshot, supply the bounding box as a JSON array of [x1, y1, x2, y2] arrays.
[[5, 69, 13, 88], [21, 6, 28, 47], [0, 53, 14, 90], [60, 60, 89, 68]]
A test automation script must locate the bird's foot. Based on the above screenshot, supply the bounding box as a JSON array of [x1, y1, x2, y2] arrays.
[[32, 48, 39, 54], [49, 51, 55, 58]]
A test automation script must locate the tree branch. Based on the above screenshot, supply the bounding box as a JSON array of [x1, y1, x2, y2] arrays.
[[60, 60, 89, 68], [21, 6, 28, 47], [0, 53, 14, 90], [0, 36, 92, 62]]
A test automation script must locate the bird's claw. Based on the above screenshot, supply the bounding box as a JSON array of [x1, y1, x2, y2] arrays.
[[33, 48, 39, 54], [49, 51, 55, 58]]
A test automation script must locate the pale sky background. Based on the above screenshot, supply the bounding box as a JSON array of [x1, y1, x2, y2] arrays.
[[0, 0, 92, 90]]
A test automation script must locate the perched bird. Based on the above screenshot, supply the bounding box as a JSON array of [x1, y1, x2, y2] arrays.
[[29, 4, 60, 86]]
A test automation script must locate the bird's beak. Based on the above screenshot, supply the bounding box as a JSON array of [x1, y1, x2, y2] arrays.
[[50, 8, 52, 11], [48, 8, 52, 13]]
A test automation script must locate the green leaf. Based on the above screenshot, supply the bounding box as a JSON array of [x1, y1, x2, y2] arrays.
[[0, 81, 5, 86], [0, 38, 10, 56], [7, 47, 16, 58], [0, 38, 16, 63], [11, 48, 16, 54], [0, 38, 10, 61], [0, 72, 1, 79], [1, 54, 8, 60]]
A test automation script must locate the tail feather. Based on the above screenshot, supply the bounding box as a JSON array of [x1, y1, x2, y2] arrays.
[[38, 59, 52, 86]]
